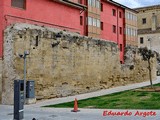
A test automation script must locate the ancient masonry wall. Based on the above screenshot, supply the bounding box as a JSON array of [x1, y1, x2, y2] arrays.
[[0, 59, 2, 103], [2, 23, 157, 104]]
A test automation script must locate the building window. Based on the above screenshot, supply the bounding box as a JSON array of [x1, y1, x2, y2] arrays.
[[88, 0, 100, 8], [120, 27, 122, 34], [88, 17, 92, 25], [132, 14, 134, 20], [93, 18, 97, 26], [129, 13, 131, 20], [128, 28, 131, 36], [135, 29, 137, 36], [127, 12, 130, 19], [96, 0, 100, 8], [112, 9, 116, 16], [142, 18, 146, 24], [133, 29, 135, 36], [101, 22, 103, 30], [11, 0, 26, 9], [80, 16, 83, 25], [140, 37, 144, 44], [88, 0, 92, 6], [132, 15, 135, 20], [133, 15, 137, 21], [120, 44, 122, 51], [119, 11, 122, 18], [132, 29, 134, 36], [113, 25, 116, 33], [125, 12, 128, 19], [92, 0, 96, 7], [125, 27, 128, 35], [101, 3, 103, 11], [97, 19, 100, 27], [131, 14, 133, 20], [130, 28, 133, 36]]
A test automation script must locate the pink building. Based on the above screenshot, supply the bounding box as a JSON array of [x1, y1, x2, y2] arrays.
[[87, 0, 127, 63], [0, 0, 137, 63], [101, 0, 125, 63], [0, 0, 86, 58]]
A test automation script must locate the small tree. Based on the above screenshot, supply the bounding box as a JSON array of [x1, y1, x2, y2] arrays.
[[139, 47, 154, 88]]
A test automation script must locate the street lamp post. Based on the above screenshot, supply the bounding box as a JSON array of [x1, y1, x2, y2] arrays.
[[19, 50, 30, 101], [23, 50, 29, 101]]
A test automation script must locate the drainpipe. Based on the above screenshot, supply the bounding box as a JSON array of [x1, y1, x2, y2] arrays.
[[85, 0, 88, 36], [117, 7, 119, 45]]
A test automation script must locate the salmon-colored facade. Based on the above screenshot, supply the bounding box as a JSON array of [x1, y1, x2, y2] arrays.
[[101, 0, 125, 63], [0, 0, 137, 63], [0, 0, 86, 58]]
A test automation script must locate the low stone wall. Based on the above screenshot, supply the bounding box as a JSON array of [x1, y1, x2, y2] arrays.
[[2, 23, 157, 104]]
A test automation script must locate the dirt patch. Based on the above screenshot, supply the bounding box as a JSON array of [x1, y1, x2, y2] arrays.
[[140, 96, 150, 100], [135, 87, 160, 92], [85, 106, 96, 109]]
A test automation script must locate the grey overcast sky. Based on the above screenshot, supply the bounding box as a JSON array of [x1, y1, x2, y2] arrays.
[[113, 0, 160, 8]]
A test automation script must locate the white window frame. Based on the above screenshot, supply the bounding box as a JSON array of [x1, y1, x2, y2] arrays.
[[93, 18, 97, 26], [97, 19, 100, 27], [96, 0, 100, 8], [92, 0, 96, 7], [88, 17, 93, 26], [88, 0, 92, 6]]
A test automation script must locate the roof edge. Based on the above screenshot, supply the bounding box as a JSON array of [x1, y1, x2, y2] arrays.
[[135, 4, 160, 11], [53, 0, 87, 10], [106, 0, 138, 13]]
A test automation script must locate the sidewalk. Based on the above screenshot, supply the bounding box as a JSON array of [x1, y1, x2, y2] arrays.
[[29, 76, 160, 107], [1, 77, 160, 120]]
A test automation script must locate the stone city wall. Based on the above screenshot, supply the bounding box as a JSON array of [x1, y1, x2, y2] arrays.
[[1, 23, 157, 104], [0, 59, 2, 103]]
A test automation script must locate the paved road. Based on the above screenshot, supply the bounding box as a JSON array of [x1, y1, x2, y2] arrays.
[[1, 77, 160, 120], [0, 106, 160, 120]]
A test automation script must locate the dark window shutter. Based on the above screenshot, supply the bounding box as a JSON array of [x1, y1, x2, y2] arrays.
[[11, 0, 26, 9]]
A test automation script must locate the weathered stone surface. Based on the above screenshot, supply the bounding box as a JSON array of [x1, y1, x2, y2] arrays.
[[0, 59, 2, 103], [1, 23, 157, 104]]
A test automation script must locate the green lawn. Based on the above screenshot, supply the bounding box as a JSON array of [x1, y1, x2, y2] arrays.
[[45, 83, 160, 109], [153, 83, 160, 87]]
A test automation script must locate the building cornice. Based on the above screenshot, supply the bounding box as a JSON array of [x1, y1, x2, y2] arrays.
[[138, 27, 160, 34], [135, 5, 160, 12], [52, 0, 87, 10], [105, 0, 138, 13]]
